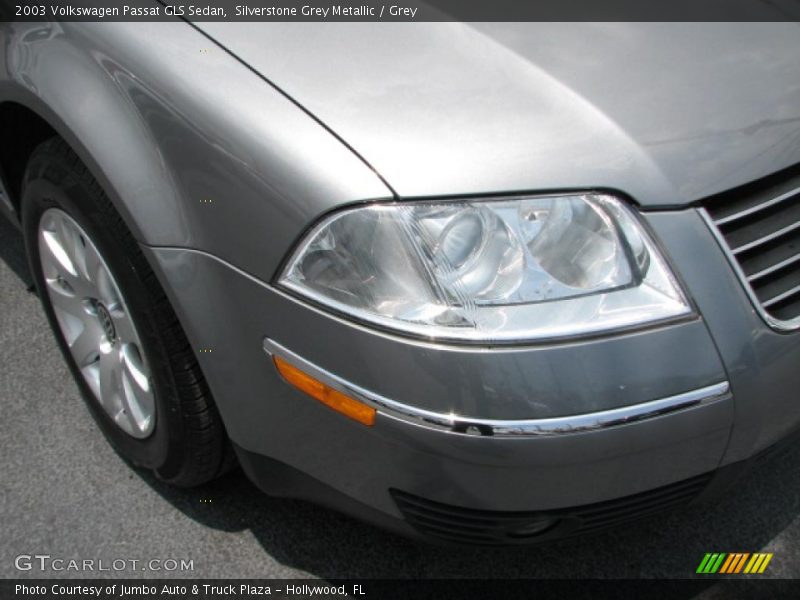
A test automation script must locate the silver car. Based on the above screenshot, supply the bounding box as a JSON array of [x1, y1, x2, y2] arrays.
[[1, 22, 799, 544]]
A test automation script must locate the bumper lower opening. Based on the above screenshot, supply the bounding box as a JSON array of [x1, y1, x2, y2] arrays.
[[391, 472, 713, 545]]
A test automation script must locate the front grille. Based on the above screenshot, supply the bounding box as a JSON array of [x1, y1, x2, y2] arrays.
[[702, 166, 800, 324], [392, 472, 712, 545]]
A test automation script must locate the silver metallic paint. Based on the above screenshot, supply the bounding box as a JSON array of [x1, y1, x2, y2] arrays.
[[197, 22, 800, 204], [2, 21, 800, 522], [0, 21, 391, 283], [143, 244, 735, 512], [264, 336, 731, 437]]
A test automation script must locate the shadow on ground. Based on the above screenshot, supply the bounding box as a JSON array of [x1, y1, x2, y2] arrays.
[[134, 445, 800, 580], [0, 215, 33, 288]]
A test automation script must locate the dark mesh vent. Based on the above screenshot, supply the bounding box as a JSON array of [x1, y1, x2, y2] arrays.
[[702, 166, 800, 323], [392, 473, 712, 545]]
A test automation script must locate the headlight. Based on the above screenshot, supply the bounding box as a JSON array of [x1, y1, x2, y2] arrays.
[[278, 193, 690, 342]]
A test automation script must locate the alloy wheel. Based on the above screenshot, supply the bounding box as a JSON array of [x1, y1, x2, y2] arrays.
[[37, 208, 156, 438]]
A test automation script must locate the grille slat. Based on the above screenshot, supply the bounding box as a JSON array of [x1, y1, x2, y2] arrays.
[[392, 472, 712, 545], [737, 227, 800, 279], [703, 166, 800, 325], [579, 494, 702, 526], [748, 252, 800, 282], [763, 282, 800, 308], [398, 505, 504, 528], [772, 296, 800, 321], [752, 260, 800, 304], [575, 485, 704, 522], [730, 218, 800, 255], [578, 499, 693, 533], [715, 187, 800, 226]]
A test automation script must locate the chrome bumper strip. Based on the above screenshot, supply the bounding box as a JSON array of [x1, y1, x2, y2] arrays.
[[263, 338, 730, 437]]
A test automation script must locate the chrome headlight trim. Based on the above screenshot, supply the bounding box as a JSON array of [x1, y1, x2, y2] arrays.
[[278, 193, 692, 342]]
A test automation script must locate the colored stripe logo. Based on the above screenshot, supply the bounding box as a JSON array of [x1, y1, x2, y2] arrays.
[[696, 552, 773, 574]]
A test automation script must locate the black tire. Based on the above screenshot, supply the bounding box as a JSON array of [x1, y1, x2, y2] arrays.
[[21, 137, 234, 486]]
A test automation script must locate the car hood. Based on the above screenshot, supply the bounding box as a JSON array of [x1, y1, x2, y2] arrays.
[[197, 22, 800, 206]]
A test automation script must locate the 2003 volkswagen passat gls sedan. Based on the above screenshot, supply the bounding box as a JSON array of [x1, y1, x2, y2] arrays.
[[1, 22, 799, 544]]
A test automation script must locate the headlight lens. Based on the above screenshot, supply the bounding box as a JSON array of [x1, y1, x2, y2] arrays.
[[279, 193, 690, 342]]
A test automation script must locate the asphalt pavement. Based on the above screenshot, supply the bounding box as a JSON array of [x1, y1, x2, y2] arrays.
[[2, 214, 799, 582]]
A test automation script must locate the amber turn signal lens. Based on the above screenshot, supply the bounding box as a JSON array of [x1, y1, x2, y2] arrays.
[[272, 356, 376, 426]]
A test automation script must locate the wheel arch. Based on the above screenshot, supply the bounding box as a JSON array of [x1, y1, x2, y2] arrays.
[[0, 22, 390, 283], [0, 86, 199, 377], [0, 66, 191, 247], [0, 101, 58, 220]]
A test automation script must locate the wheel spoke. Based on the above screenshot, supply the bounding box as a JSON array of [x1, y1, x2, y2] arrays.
[[121, 344, 151, 394], [40, 221, 93, 298], [51, 306, 85, 350], [43, 222, 77, 279], [118, 384, 142, 435], [110, 306, 136, 343], [98, 346, 122, 411], [68, 324, 101, 368], [40, 230, 81, 291], [120, 368, 153, 436], [81, 237, 104, 288], [57, 214, 92, 283], [120, 344, 154, 434], [47, 283, 86, 319], [81, 362, 102, 400], [62, 215, 91, 282], [94, 261, 120, 308]]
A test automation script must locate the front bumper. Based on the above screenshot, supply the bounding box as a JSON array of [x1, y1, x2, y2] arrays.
[[143, 207, 800, 543]]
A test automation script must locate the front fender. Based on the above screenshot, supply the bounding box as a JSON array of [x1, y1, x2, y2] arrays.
[[0, 21, 390, 283]]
